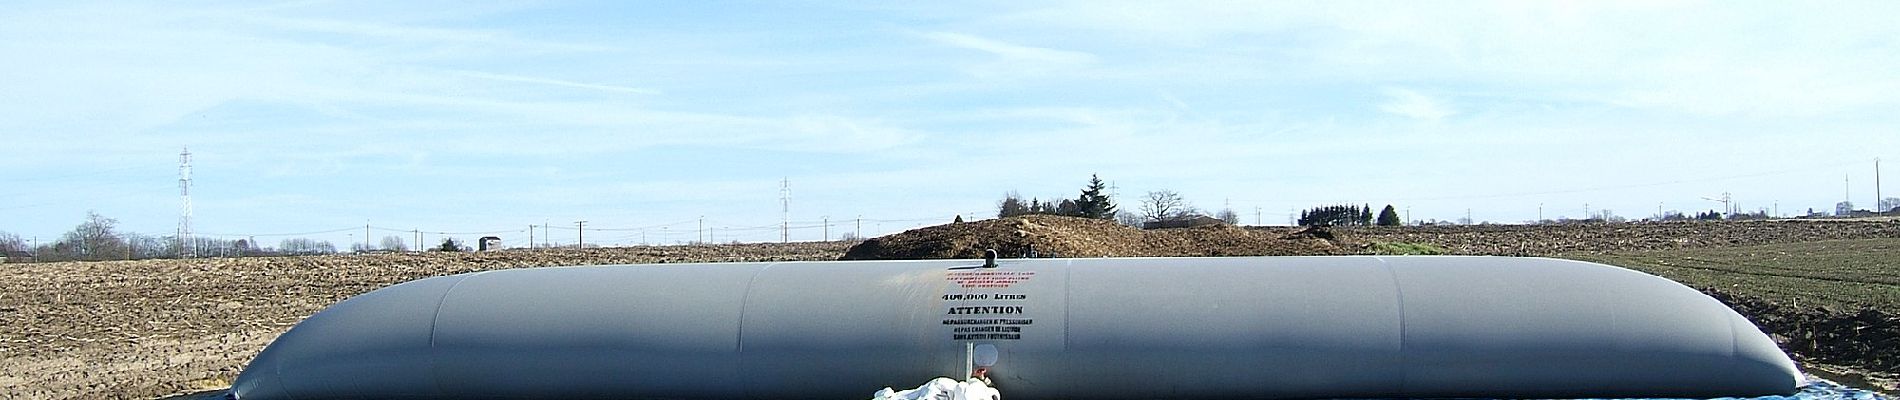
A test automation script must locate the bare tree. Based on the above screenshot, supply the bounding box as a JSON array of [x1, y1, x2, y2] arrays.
[[1141, 190, 1196, 222], [279, 238, 336, 255], [0, 231, 26, 260], [1114, 210, 1143, 227], [1216, 208, 1240, 224], [380, 235, 408, 252], [50, 211, 130, 261]]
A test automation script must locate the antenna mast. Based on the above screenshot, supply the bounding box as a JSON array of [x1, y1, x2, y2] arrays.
[[178, 147, 193, 258]]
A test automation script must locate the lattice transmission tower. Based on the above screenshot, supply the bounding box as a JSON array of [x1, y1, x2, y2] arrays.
[[178, 147, 194, 258]]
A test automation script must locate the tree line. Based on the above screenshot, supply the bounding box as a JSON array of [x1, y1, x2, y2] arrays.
[[992, 175, 1425, 229], [994, 175, 1247, 228], [0, 211, 343, 263], [997, 174, 1118, 220]]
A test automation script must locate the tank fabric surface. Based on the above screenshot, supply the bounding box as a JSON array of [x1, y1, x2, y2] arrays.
[[229, 256, 1802, 400]]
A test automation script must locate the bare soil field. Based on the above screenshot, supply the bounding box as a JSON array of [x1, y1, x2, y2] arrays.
[[1, 243, 853, 400], [4, 216, 1896, 399]]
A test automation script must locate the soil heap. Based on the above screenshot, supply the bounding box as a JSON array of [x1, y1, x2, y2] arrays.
[[841, 214, 1355, 260]]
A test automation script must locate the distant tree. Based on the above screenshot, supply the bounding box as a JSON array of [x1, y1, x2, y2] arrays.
[[1836, 201, 1855, 216], [1216, 207, 1240, 225], [1140, 190, 1194, 222], [997, 191, 1030, 218], [840, 231, 862, 241], [380, 235, 407, 252], [1881, 197, 1900, 213], [0, 231, 24, 252], [1377, 205, 1401, 226], [1114, 210, 1143, 227], [50, 211, 130, 261], [1055, 199, 1080, 216], [279, 238, 337, 255], [437, 237, 466, 252], [125, 234, 170, 259], [1073, 174, 1117, 219], [0, 231, 26, 261], [1592, 209, 1625, 223], [1299, 204, 1374, 227]]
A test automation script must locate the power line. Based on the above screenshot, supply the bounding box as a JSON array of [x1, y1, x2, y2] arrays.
[[196, 227, 360, 238]]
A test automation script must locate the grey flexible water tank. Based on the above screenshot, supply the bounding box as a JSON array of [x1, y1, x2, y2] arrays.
[[229, 256, 1801, 399]]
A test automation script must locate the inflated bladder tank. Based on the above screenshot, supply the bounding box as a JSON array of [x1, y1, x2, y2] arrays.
[[229, 256, 1800, 399]]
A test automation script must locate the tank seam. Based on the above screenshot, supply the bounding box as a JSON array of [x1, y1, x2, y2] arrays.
[[736, 262, 777, 399], [1374, 256, 1408, 396], [1726, 299, 1742, 387], [1062, 258, 1075, 396], [426, 272, 484, 398]]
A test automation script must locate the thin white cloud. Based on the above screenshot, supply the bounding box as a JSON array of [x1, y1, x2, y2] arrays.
[[920, 31, 1097, 78], [923, 31, 1098, 65], [1380, 88, 1455, 121], [449, 70, 661, 95], [222, 12, 620, 53]]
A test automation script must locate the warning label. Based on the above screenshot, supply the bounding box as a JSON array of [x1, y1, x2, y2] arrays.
[[946, 271, 1036, 288], [942, 288, 1035, 341]]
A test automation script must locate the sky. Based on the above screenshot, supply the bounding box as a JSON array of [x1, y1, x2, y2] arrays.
[[3, 1, 1897, 249]]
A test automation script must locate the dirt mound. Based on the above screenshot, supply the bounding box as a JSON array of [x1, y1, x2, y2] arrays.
[[841, 215, 1354, 260]]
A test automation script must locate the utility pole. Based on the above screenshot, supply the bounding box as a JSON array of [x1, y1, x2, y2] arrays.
[[414, 229, 421, 251], [1538, 203, 1543, 223], [1584, 203, 1591, 220], [526, 226, 534, 249], [698, 216, 705, 244], [856, 216, 862, 240], [823, 216, 830, 241], [1254, 207, 1262, 226], [575, 221, 587, 247], [365, 222, 371, 251], [542, 222, 549, 247], [1877, 158, 1884, 212]]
